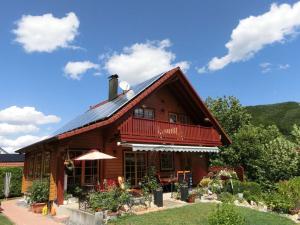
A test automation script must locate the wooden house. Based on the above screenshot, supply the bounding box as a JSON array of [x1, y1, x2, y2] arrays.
[[16, 67, 231, 205]]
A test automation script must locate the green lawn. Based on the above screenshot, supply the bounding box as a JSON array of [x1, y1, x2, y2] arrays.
[[109, 203, 295, 225], [0, 214, 14, 225]]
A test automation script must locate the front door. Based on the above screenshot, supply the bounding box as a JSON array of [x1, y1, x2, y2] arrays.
[[124, 152, 147, 187]]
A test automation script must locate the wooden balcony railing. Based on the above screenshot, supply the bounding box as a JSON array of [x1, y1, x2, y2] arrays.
[[118, 117, 221, 146]]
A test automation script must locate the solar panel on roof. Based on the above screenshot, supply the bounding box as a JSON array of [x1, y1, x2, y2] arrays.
[[53, 72, 165, 136]]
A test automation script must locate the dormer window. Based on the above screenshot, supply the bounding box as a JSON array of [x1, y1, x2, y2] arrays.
[[134, 108, 154, 120]]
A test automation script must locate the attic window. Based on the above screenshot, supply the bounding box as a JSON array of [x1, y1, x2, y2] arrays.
[[134, 108, 154, 120]]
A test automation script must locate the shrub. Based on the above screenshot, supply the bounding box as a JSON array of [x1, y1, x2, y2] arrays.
[[199, 177, 211, 188], [264, 192, 294, 214], [209, 178, 223, 194], [218, 192, 236, 203], [67, 184, 83, 197], [264, 177, 300, 213], [89, 187, 131, 212], [208, 204, 247, 225], [28, 180, 49, 203], [0, 167, 23, 198], [223, 179, 242, 194], [240, 181, 263, 203]]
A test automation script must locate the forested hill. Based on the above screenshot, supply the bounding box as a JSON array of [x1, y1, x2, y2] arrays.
[[245, 101, 300, 136]]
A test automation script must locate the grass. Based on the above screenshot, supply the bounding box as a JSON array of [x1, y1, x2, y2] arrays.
[[0, 214, 14, 225], [109, 203, 296, 225]]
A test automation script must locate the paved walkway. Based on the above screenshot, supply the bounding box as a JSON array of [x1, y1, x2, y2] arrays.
[[2, 199, 63, 225]]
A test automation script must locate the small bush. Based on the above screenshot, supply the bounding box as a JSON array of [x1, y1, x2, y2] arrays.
[[223, 179, 242, 194], [264, 177, 300, 213], [208, 204, 247, 225], [199, 177, 211, 188], [218, 192, 236, 203], [264, 192, 294, 213], [239, 181, 263, 203], [28, 180, 49, 203], [0, 167, 23, 198], [89, 187, 131, 212]]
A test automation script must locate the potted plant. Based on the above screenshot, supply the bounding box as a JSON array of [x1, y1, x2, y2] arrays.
[[29, 180, 49, 213], [140, 167, 164, 207], [64, 159, 74, 176], [180, 181, 189, 202], [153, 184, 163, 207], [187, 192, 197, 203]]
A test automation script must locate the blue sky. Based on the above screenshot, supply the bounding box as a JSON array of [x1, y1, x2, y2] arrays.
[[1, 0, 300, 151]]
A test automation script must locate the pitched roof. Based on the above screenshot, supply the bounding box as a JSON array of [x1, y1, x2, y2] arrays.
[[16, 67, 231, 153], [0, 154, 24, 162], [0, 147, 8, 154], [54, 72, 165, 136]]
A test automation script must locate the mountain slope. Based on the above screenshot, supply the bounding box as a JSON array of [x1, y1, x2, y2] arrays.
[[245, 102, 300, 135]]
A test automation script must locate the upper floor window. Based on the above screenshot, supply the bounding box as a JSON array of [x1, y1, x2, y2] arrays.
[[178, 114, 190, 124], [169, 113, 177, 123], [169, 113, 190, 124], [134, 108, 154, 120]]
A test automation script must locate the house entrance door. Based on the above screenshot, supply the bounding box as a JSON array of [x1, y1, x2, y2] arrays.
[[124, 152, 147, 187]]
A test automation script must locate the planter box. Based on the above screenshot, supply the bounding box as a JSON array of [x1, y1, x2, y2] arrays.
[[180, 186, 189, 202], [153, 189, 163, 207], [187, 194, 196, 203], [31, 203, 47, 214]]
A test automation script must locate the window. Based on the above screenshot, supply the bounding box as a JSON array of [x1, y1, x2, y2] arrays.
[[34, 153, 42, 179], [134, 108, 154, 120], [134, 108, 144, 118], [67, 150, 83, 187], [144, 108, 154, 119], [84, 160, 98, 184], [28, 155, 34, 178], [160, 152, 174, 171], [42, 152, 50, 178], [169, 113, 177, 123], [178, 114, 190, 124], [169, 113, 190, 124], [124, 152, 147, 186]]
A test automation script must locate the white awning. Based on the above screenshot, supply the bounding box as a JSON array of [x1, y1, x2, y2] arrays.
[[120, 143, 219, 153]]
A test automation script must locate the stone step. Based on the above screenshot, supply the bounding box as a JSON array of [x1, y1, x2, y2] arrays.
[[53, 215, 70, 223]]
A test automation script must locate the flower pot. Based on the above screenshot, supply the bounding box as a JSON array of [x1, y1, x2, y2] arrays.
[[220, 175, 229, 180], [187, 194, 196, 203], [290, 208, 300, 215], [153, 189, 163, 207], [180, 185, 189, 202], [237, 193, 243, 199], [31, 203, 47, 214]]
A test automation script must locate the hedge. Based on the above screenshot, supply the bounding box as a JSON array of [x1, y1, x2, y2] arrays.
[[0, 167, 23, 198]]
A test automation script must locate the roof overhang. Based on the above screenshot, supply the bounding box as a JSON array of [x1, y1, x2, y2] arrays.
[[120, 143, 219, 153]]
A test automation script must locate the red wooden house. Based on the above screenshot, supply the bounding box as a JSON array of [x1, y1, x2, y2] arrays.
[[17, 67, 231, 205]]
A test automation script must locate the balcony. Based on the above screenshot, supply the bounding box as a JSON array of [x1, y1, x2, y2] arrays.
[[118, 117, 222, 146]]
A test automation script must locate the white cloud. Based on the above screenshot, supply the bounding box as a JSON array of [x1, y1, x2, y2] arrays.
[[204, 2, 300, 71], [64, 61, 100, 80], [0, 106, 60, 125], [13, 12, 79, 53], [0, 106, 60, 152], [260, 62, 272, 68], [103, 39, 190, 85], [196, 66, 207, 74], [260, 62, 272, 73], [0, 135, 48, 153], [259, 62, 290, 73], [0, 123, 38, 135], [279, 64, 290, 70]]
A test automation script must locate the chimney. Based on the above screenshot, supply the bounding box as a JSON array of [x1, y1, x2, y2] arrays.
[[108, 74, 119, 101]]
